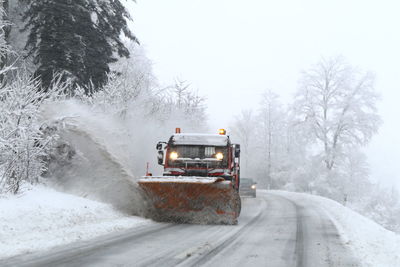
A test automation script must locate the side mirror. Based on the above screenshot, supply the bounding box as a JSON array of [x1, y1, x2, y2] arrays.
[[156, 142, 162, 150], [157, 150, 164, 165], [234, 144, 240, 157]]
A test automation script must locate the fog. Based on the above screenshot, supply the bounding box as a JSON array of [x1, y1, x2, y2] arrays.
[[129, 0, 400, 189], [1, 0, 399, 239]]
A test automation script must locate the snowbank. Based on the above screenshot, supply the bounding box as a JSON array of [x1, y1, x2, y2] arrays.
[[0, 185, 151, 259], [271, 190, 400, 267]]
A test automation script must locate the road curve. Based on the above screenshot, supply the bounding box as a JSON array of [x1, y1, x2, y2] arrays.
[[1, 191, 360, 267]]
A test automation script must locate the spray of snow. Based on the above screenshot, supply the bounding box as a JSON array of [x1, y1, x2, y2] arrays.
[[39, 100, 158, 216]]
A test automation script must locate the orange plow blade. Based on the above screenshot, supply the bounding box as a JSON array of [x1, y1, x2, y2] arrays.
[[138, 177, 241, 224]]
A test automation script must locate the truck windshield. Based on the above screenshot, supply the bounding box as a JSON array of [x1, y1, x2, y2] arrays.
[[167, 145, 228, 167]]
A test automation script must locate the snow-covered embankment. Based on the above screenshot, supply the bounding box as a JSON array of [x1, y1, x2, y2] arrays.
[[0, 185, 151, 259], [0, 100, 157, 259], [272, 190, 400, 267]]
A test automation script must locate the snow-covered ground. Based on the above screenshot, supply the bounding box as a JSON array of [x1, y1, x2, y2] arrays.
[[0, 185, 151, 259], [1, 186, 400, 266], [272, 190, 400, 267]]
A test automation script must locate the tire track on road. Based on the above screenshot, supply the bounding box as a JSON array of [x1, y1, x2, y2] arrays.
[[295, 204, 305, 267], [1, 224, 175, 267], [135, 199, 265, 267], [279, 194, 360, 267], [179, 198, 266, 267], [185, 213, 263, 266]]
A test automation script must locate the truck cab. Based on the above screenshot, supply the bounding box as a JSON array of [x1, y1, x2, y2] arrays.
[[156, 129, 241, 190]]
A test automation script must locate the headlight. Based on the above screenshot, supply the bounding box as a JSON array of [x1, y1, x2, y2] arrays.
[[251, 184, 256, 190], [170, 151, 178, 160], [215, 152, 224, 160]]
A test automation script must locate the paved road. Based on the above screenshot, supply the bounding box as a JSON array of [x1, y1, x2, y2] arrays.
[[1, 191, 359, 267]]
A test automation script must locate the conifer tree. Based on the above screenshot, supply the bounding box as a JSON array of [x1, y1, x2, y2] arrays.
[[22, 0, 136, 91]]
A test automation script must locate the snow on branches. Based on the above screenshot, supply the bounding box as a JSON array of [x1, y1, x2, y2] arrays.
[[293, 57, 382, 171], [229, 57, 400, 233], [0, 72, 68, 194]]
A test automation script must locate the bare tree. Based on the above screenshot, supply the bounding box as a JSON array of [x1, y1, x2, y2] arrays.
[[257, 90, 286, 188], [155, 78, 207, 131], [293, 57, 381, 171], [230, 109, 256, 177], [173, 78, 190, 109]]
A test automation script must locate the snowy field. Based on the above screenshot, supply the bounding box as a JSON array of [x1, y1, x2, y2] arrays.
[[0, 185, 151, 259], [272, 190, 400, 267]]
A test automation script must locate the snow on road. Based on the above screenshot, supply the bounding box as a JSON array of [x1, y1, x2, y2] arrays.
[[0, 191, 359, 267], [272, 190, 400, 267], [1, 186, 399, 266], [0, 185, 151, 259]]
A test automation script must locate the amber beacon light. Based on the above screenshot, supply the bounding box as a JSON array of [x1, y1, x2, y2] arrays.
[[219, 129, 226, 135]]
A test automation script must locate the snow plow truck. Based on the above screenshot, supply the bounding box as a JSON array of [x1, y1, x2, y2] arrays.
[[138, 128, 241, 225]]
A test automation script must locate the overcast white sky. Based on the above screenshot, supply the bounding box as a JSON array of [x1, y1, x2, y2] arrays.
[[127, 0, 400, 189]]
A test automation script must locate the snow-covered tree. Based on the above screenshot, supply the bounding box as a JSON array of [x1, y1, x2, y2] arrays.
[[361, 185, 400, 233], [0, 1, 9, 60], [230, 90, 294, 188], [0, 2, 13, 76], [111, 42, 156, 100], [256, 90, 288, 188], [337, 149, 371, 204], [84, 40, 158, 120], [293, 57, 381, 172], [230, 109, 256, 177], [0, 5, 68, 193], [0, 72, 66, 194], [154, 78, 207, 131], [89, 0, 138, 57]]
